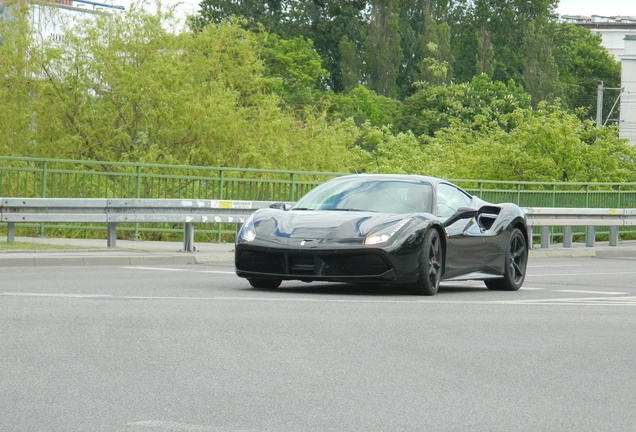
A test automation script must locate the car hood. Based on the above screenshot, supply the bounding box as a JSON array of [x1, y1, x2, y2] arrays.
[[250, 208, 425, 245]]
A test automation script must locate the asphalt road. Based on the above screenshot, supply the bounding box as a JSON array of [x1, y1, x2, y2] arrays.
[[1, 257, 635, 432]]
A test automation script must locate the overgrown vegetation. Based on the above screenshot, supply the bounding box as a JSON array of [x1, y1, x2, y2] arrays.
[[0, 0, 634, 183]]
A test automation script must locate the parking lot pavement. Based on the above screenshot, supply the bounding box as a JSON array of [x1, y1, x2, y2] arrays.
[[1, 236, 636, 267]]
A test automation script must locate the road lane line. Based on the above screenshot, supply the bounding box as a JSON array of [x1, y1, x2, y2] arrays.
[[1, 292, 112, 298], [196, 270, 236, 274], [3, 292, 635, 306], [527, 271, 636, 277], [557, 290, 629, 295], [125, 267, 190, 272]]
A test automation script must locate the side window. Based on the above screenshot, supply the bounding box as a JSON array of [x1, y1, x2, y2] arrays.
[[436, 183, 472, 219]]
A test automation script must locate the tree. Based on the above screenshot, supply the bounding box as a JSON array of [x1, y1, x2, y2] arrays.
[[394, 74, 531, 137], [260, 33, 328, 108], [326, 86, 403, 128], [1, 4, 361, 173], [191, 0, 287, 33], [549, 23, 621, 120], [522, 19, 562, 106], [194, 0, 368, 93], [421, 103, 636, 183], [448, 0, 559, 84], [396, 0, 452, 96], [0, 1, 35, 156], [338, 35, 361, 93], [364, 0, 403, 97]]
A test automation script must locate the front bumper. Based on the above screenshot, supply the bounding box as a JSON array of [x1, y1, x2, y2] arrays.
[[235, 243, 411, 284]]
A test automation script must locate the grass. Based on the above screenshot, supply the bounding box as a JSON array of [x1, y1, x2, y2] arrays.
[[0, 241, 86, 251]]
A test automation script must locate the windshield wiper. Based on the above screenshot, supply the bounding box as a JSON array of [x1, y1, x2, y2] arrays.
[[291, 207, 315, 211], [327, 208, 375, 212]]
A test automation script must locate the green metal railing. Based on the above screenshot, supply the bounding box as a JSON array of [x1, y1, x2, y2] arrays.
[[2, 156, 636, 242]]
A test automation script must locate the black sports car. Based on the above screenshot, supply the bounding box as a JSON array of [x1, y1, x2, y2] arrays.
[[235, 174, 529, 295]]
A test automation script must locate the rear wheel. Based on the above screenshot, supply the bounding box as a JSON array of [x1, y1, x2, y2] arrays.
[[409, 229, 443, 296], [248, 278, 282, 289], [485, 228, 527, 291]]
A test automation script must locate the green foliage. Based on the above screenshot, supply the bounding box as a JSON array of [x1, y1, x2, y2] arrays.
[[364, 0, 403, 98], [1, 0, 633, 188], [0, 4, 358, 172], [394, 74, 532, 137], [327, 86, 403, 127], [260, 33, 328, 108], [550, 23, 621, 119], [422, 104, 636, 183], [522, 19, 563, 106]]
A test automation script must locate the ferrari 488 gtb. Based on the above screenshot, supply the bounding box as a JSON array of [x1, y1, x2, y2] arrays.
[[235, 174, 529, 295]]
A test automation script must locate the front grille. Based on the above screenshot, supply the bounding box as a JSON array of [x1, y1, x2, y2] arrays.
[[323, 254, 390, 276], [237, 250, 285, 273], [238, 248, 392, 278], [289, 255, 315, 275]]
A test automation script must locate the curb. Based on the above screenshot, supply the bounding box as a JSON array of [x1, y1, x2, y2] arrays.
[[2, 242, 636, 267]]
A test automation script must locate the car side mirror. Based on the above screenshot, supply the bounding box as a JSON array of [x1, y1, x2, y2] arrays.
[[443, 207, 478, 227], [269, 202, 292, 211]]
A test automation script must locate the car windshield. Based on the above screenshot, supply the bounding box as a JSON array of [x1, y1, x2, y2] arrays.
[[293, 178, 433, 214]]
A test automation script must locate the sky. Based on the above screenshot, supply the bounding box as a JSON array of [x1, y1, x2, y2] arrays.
[[109, 0, 636, 19]]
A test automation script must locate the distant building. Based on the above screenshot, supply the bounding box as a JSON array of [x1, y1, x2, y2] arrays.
[[17, 0, 125, 46], [619, 35, 636, 145], [559, 15, 636, 144], [559, 15, 636, 60]]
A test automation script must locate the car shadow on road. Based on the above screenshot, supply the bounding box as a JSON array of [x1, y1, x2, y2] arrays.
[[246, 282, 488, 297]]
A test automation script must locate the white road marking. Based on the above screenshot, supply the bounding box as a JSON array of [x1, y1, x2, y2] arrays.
[[503, 296, 636, 306], [1, 292, 111, 298], [126, 267, 189, 272], [196, 270, 236, 275], [125, 266, 235, 274], [557, 289, 629, 295], [3, 292, 634, 306], [527, 271, 636, 277]]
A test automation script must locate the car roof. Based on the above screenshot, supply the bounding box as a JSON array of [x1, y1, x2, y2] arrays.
[[333, 173, 447, 186]]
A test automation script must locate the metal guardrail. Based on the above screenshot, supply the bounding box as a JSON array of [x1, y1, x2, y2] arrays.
[[2, 199, 636, 251], [1, 198, 282, 251], [523, 207, 636, 248]]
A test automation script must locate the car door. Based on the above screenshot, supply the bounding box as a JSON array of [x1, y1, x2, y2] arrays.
[[435, 183, 487, 279]]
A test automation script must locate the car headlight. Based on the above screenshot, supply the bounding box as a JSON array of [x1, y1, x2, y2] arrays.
[[365, 218, 412, 245], [238, 214, 257, 242]]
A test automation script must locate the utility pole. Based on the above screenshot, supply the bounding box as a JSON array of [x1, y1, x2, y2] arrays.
[[596, 80, 622, 128]]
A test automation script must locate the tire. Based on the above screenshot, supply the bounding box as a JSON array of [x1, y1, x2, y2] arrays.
[[485, 227, 528, 291], [248, 278, 282, 289], [409, 229, 443, 296]]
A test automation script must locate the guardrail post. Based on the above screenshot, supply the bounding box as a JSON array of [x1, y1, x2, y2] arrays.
[[540, 226, 550, 248], [39, 161, 48, 237], [586, 226, 596, 247], [134, 165, 142, 240], [609, 226, 619, 246], [183, 223, 194, 252], [7, 222, 15, 243], [107, 223, 117, 248], [563, 226, 573, 248]]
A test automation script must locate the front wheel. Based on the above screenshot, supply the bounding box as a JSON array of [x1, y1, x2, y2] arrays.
[[248, 278, 282, 289], [409, 229, 443, 296], [485, 227, 528, 291]]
